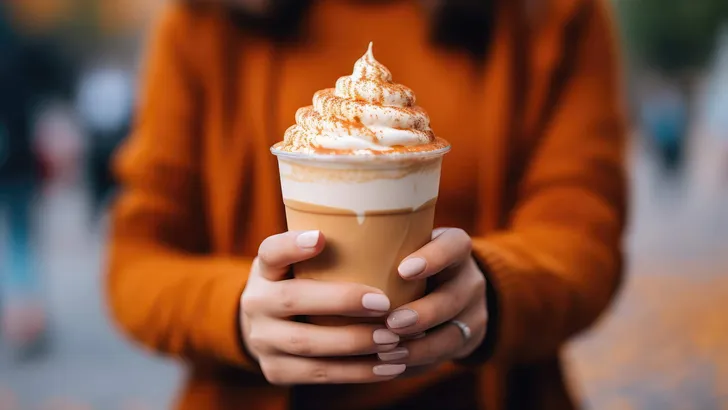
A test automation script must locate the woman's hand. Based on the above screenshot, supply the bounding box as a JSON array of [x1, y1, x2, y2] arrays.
[[240, 230, 408, 385], [380, 228, 488, 370]]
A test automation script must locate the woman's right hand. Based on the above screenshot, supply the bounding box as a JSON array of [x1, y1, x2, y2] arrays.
[[240, 230, 407, 385]]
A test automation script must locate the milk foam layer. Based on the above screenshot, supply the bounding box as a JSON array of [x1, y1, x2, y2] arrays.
[[277, 158, 443, 224], [279, 43, 441, 154]]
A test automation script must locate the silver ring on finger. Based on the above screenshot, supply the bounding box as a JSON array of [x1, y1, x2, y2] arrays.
[[448, 320, 472, 344]]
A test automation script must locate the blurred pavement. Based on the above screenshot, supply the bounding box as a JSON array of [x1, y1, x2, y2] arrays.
[[0, 184, 182, 410], [567, 129, 728, 409]]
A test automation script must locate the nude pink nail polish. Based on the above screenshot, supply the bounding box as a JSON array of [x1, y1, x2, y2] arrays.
[[387, 309, 418, 329], [362, 293, 391, 312], [373, 329, 400, 345], [398, 257, 427, 278], [373, 364, 406, 377], [378, 348, 409, 362]]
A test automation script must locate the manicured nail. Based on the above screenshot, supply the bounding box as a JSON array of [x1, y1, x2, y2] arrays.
[[362, 293, 391, 312], [377, 343, 399, 351], [373, 364, 406, 377], [387, 309, 418, 329], [373, 329, 400, 345], [398, 257, 427, 278], [432, 228, 448, 239], [378, 348, 409, 362], [296, 230, 320, 248]]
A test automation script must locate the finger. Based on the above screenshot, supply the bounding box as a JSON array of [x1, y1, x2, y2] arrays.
[[401, 332, 426, 341], [381, 321, 465, 366], [452, 302, 489, 360], [249, 321, 400, 357], [386, 261, 480, 335], [380, 305, 486, 366], [397, 228, 472, 280], [400, 364, 439, 379], [256, 231, 325, 281], [260, 356, 406, 385], [252, 279, 391, 318]]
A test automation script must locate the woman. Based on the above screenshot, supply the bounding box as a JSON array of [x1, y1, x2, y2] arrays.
[[107, 0, 627, 409]]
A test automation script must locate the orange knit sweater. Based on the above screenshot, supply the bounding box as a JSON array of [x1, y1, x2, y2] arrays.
[[107, 1, 627, 409]]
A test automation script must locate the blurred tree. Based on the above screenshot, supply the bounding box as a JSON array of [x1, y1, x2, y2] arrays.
[[616, 0, 728, 76], [615, 0, 728, 173], [6, 0, 75, 35]]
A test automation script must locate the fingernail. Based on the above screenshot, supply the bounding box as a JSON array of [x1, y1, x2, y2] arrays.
[[378, 348, 409, 362], [373, 364, 406, 377], [377, 343, 399, 351], [387, 309, 418, 329], [362, 293, 391, 312], [296, 230, 320, 248], [432, 228, 448, 239], [373, 329, 400, 345], [398, 257, 427, 278]]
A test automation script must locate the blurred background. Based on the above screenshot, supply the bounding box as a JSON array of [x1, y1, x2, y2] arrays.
[[0, 0, 727, 408]]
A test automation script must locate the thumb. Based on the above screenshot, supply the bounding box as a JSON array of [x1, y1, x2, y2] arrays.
[[254, 230, 325, 281]]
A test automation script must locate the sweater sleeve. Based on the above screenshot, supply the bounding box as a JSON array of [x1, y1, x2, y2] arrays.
[[470, 0, 627, 365], [106, 5, 256, 370]]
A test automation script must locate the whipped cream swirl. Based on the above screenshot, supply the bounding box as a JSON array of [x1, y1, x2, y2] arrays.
[[283, 43, 435, 152]]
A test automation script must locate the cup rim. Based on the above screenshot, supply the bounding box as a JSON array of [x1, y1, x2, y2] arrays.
[[270, 145, 451, 164]]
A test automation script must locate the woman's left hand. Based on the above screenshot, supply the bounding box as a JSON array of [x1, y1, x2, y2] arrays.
[[380, 228, 488, 370]]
